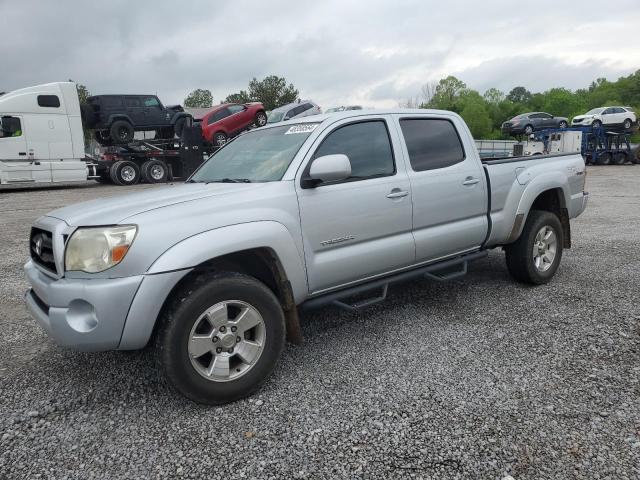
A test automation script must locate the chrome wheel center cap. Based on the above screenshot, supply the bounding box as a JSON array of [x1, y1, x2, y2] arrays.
[[219, 334, 236, 349]]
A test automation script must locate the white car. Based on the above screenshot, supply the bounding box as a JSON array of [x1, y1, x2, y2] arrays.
[[572, 106, 637, 130]]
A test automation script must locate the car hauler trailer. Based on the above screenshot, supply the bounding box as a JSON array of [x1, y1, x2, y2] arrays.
[[513, 125, 639, 165], [0, 82, 98, 185]]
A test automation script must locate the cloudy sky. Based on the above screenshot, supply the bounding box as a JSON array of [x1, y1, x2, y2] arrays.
[[2, 0, 639, 108]]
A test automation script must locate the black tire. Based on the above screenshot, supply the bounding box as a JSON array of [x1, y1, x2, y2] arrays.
[[141, 159, 168, 183], [254, 111, 267, 127], [95, 173, 111, 184], [612, 152, 627, 165], [94, 130, 112, 146], [596, 152, 611, 165], [592, 120, 602, 129], [213, 131, 227, 147], [505, 210, 564, 285], [155, 272, 286, 405], [110, 120, 135, 144], [559, 121, 568, 128], [110, 160, 140, 186], [634, 148, 640, 164], [524, 125, 534, 135], [623, 119, 632, 130]]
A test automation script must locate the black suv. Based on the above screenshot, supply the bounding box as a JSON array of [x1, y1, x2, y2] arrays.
[[82, 95, 193, 145]]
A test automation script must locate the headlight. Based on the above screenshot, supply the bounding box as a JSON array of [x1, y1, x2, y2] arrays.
[[65, 225, 137, 273]]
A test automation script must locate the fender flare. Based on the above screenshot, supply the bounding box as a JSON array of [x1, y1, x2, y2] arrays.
[[107, 114, 134, 126], [510, 173, 569, 241], [147, 221, 308, 303]]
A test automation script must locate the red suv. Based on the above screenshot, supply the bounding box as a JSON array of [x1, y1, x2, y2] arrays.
[[200, 102, 267, 146]]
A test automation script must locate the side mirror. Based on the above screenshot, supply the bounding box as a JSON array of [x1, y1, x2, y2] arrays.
[[303, 154, 351, 187]]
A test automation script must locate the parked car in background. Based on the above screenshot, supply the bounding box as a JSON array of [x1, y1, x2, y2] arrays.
[[571, 106, 637, 130], [325, 105, 363, 113], [501, 112, 569, 136], [199, 103, 267, 147], [82, 95, 192, 145], [267, 100, 321, 123]]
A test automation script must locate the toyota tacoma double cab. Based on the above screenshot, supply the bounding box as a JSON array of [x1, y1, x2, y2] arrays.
[[25, 109, 588, 405], [81, 94, 193, 145]]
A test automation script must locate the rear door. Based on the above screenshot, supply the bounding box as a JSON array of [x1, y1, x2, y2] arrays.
[[539, 112, 555, 128], [394, 114, 488, 262], [296, 116, 415, 293]]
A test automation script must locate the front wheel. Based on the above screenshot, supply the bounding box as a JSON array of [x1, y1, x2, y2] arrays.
[[623, 119, 632, 130], [592, 120, 602, 129], [155, 272, 286, 405], [505, 210, 564, 285]]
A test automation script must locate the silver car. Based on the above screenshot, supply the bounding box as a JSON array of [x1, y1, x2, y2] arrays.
[[267, 100, 321, 123]]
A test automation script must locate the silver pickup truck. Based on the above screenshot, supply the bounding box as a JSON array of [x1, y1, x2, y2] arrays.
[[24, 110, 589, 404]]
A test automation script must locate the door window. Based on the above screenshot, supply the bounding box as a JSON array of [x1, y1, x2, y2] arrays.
[[227, 104, 246, 114], [125, 97, 142, 107], [602, 108, 613, 115], [311, 120, 395, 181], [399, 118, 465, 171], [208, 108, 231, 124], [0, 116, 22, 138], [143, 97, 161, 108]]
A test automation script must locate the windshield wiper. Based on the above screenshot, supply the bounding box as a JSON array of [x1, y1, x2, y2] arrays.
[[206, 178, 252, 184]]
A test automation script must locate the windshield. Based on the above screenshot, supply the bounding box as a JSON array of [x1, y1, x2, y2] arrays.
[[190, 123, 319, 183], [267, 111, 285, 123], [586, 108, 605, 115]]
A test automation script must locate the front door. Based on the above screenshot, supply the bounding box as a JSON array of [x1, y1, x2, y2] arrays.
[[0, 115, 52, 183], [142, 96, 166, 127], [125, 97, 146, 126], [296, 117, 415, 293], [394, 115, 488, 262]]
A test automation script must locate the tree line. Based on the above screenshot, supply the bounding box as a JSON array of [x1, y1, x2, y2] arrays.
[[404, 70, 640, 139]]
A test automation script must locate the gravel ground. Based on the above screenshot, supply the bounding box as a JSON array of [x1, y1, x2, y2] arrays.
[[1, 169, 639, 479]]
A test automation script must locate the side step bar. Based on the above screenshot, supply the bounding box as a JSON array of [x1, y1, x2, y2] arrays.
[[302, 250, 488, 312]]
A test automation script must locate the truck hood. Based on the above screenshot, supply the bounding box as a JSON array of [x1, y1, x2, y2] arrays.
[[47, 182, 264, 226]]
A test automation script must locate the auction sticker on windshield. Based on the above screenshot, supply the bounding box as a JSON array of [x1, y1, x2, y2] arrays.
[[285, 123, 319, 135]]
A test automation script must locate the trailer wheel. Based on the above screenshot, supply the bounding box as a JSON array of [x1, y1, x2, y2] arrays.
[[142, 159, 168, 183], [612, 152, 627, 165], [110, 120, 135, 144], [110, 160, 140, 186], [596, 152, 611, 165]]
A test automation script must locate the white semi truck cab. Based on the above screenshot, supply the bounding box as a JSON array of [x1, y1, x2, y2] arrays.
[[0, 82, 90, 185]]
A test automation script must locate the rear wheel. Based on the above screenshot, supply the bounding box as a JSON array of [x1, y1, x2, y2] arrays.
[[110, 120, 135, 144], [559, 121, 568, 128], [110, 160, 140, 185], [505, 210, 564, 285], [524, 125, 534, 135], [141, 159, 168, 183], [155, 272, 286, 405]]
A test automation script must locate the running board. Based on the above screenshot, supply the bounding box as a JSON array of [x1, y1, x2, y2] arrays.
[[302, 250, 487, 312]]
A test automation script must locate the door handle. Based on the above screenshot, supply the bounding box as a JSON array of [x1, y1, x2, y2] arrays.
[[463, 177, 480, 186], [18, 152, 27, 156], [386, 189, 409, 199]]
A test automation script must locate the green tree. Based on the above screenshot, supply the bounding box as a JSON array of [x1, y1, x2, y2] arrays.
[[224, 90, 251, 104], [427, 76, 467, 110], [184, 89, 213, 108], [247, 75, 298, 110], [460, 98, 492, 138], [506, 86, 532, 104], [483, 88, 504, 104]]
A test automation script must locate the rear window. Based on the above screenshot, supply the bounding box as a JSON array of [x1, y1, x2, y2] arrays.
[[399, 118, 465, 171], [37, 95, 60, 108]]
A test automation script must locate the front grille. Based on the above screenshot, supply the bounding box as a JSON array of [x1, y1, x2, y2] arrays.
[[30, 227, 57, 274], [513, 144, 524, 156]]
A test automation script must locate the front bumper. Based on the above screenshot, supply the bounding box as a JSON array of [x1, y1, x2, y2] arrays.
[[25, 260, 143, 351]]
